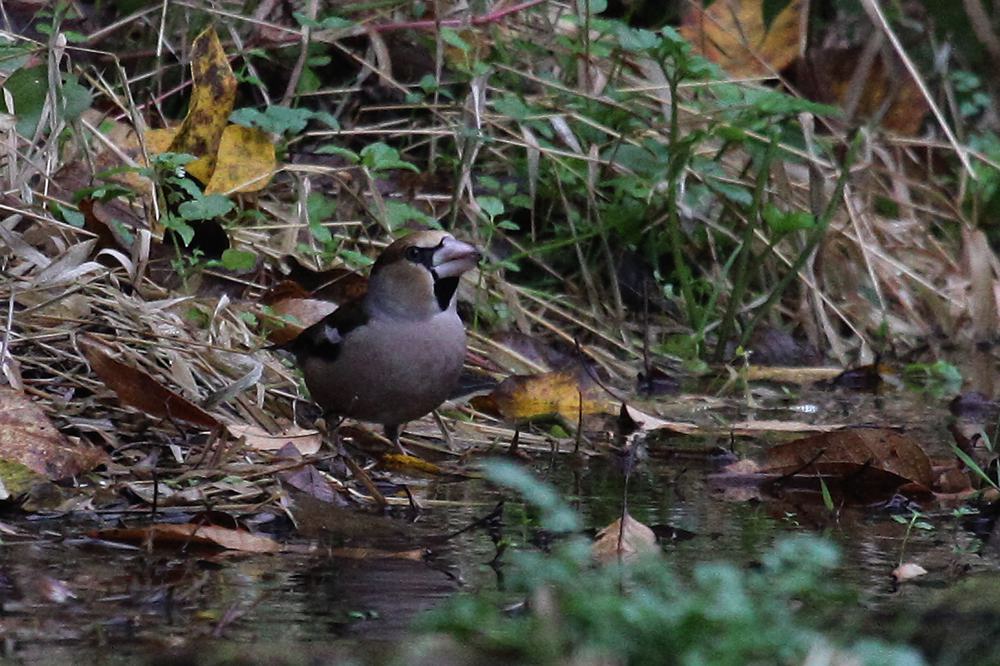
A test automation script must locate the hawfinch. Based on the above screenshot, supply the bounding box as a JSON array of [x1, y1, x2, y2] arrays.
[[280, 230, 481, 449]]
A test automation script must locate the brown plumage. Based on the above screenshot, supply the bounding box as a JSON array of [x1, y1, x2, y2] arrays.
[[281, 231, 480, 448]]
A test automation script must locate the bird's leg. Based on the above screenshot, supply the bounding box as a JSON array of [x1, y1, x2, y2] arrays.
[[384, 423, 409, 455], [432, 409, 454, 449], [320, 414, 387, 507]]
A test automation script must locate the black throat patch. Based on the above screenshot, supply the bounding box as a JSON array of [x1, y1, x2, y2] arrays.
[[433, 276, 459, 311]]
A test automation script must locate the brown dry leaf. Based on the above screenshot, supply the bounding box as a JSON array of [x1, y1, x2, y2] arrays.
[[892, 562, 928, 583], [164, 26, 236, 184], [329, 547, 425, 561], [280, 465, 339, 504], [94, 523, 280, 553], [262, 297, 338, 346], [80, 336, 220, 429], [623, 404, 847, 437], [228, 423, 322, 455], [799, 47, 929, 135], [204, 124, 275, 194], [77, 198, 138, 253], [680, 0, 802, 77], [763, 428, 934, 488], [592, 513, 658, 565], [0, 385, 108, 480], [277, 260, 370, 302], [471, 369, 611, 422], [744, 366, 844, 384]]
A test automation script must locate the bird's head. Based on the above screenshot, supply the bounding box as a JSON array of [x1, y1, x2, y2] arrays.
[[367, 230, 481, 319]]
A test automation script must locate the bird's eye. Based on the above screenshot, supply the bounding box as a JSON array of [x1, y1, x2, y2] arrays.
[[405, 246, 422, 262]]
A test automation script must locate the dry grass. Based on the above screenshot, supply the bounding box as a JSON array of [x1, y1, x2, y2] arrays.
[[0, 1, 995, 514]]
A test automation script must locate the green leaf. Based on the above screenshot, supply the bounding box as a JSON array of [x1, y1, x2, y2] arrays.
[[297, 66, 321, 95], [951, 443, 1000, 490], [5, 66, 46, 137], [61, 73, 92, 122], [164, 215, 195, 246], [762, 0, 792, 31], [230, 105, 322, 135], [0, 41, 32, 73], [707, 179, 753, 206], [477, 196, 504, 219], [338, 248, 375, 269], [320, 15, 355, 30], [763, 204, 816, 235], [3, 66, 93, 137], [483, 461, 580, 533], [307, 192, 337, 242], [52, 203, 84, 227], [493, 95, 532, 121], [316, 145, 359, 162], [440, 27, 470, 53], [360, 142, 419, 172], [385, 200, 436, 229], [311, 111, 339, 130], [616, 26, 659, 52], [579, 0, 607, 12], [178, 194, 234, 221], [291, 12, 321, 28], [221, 249, 257, 271]]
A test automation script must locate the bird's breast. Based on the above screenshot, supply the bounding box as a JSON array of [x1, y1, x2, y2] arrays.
[[302, 311, 467, 426]]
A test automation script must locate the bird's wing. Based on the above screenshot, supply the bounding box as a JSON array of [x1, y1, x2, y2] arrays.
[[274, 298, 370, 364]]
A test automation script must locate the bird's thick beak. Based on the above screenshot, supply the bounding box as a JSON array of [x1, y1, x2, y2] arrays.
[[433, 237, 481, 278]]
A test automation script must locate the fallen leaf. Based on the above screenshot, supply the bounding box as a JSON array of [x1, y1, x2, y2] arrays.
[[204, 124, 275, 194], [892, 562, 928, 583], [471, 368, 611, 422], [165, 27, 237, 184], [329, 547, 425, 561], [623, 404, 849, 437], [797, 47, 930, 135], [592, 513, 658, 564], [261, 297, 338, 346], [80, 336, 220, 429], [763, 428, 934, 489], [379, 453, 445, 476], [0, 385, 108, 481], [279, 465, 339, 504], [94, 523, 280, 553], [228, 423, 322, 455], [277, 259, 369, 302], [745, 366, 844, 383], [681, 0, 802, 77]]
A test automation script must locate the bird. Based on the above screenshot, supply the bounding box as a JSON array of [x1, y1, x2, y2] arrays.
[[278, 230, 481, 452]]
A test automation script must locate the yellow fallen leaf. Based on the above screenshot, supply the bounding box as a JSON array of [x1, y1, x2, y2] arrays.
[[204, 124, 276, 194], [379, 453, 445, 476], [472, 369, 611, 422], [165, 26, 236, 184], [680, 0, 802, 77]]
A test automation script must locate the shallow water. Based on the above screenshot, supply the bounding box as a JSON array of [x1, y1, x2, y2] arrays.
[[4, 383, 999, 664]]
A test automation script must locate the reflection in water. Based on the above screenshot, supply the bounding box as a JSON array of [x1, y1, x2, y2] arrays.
[[5, 385, 999, 662]]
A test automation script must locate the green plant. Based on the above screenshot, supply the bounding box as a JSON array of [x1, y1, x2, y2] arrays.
[[475, 8, 847, 362], [892, 509, 934, 565], [902, 360, 963, 397], [419, 462, 921, 665]]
